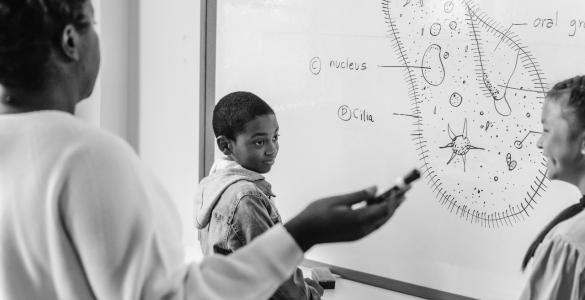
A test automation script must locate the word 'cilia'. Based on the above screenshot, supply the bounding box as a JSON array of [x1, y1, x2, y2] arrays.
[[338, 105, 374, 123]]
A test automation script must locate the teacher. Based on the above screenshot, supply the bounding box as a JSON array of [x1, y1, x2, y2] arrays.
[[0, 1, 403, 299]]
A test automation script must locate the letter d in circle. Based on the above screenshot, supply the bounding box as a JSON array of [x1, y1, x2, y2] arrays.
[[338, 105, 351, 121]]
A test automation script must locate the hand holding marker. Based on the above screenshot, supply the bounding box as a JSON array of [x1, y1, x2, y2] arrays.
[[367, 169, 421, 206]]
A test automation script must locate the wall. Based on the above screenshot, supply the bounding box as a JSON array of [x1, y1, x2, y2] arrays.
[[79, 0, 201, 248], [98, 0, 140, 147], [137, 0, 201, 247], [78, 0, 139, 145]]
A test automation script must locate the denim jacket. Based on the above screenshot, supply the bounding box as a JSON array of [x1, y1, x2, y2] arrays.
[[195, 157, 321, 300]]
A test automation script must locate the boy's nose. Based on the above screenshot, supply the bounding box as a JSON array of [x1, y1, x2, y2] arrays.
[[266, 142, 278, 156]]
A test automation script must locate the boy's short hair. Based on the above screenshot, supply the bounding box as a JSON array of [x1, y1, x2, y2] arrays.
[[212, 91, 275, 140]]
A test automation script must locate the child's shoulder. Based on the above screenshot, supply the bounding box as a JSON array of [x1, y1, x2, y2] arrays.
[[223, 180, 281, 225], [548, 211, 585, 253], [209, 180, 273, 220], [224, 179, 271, 202]]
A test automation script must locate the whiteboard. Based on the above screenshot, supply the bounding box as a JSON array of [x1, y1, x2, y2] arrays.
[[212, 0, 585, 299]]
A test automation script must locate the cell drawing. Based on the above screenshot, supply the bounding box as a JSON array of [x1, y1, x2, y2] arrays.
[[444, 0, 454, 13], [506, 153, 517, 171], [421, 44, 446, 86], [381, 0, 548, 227], [430, 22, 442, 36], [449, 92, 463, 107], [439, 119, 484, 172]]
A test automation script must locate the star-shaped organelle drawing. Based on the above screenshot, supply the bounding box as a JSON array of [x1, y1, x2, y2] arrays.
[[439, 119, 484, 172]]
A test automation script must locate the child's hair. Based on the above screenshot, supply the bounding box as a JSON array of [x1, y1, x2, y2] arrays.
[[547, 75, 585, 135], [212, 91, 274, 140], [522, 75, 585, 271]]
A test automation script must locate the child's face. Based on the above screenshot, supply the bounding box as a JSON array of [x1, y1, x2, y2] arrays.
[[230, 114, 279, 174], [537, 96, 585, 183]]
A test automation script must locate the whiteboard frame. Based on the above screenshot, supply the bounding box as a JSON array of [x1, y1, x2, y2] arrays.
[[302, 259, 475, 300], [200, 0, 217, 180]]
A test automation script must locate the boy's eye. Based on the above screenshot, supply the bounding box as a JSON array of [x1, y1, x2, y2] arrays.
[[254, 140, 265, 146], [272, 134, 279, 142]]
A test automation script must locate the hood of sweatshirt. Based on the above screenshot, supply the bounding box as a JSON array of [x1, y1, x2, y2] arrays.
[[194, 156, 274, 229]]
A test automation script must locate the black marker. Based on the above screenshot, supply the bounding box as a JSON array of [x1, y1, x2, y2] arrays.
[[368, 169, 421, 205]]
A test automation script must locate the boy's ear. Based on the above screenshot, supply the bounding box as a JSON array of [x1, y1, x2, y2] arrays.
[[216, 136, 232, 155]]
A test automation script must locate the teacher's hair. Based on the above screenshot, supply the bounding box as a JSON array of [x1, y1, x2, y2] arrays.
[[522, 75, 585, 270], [0, 0, 90, 90]]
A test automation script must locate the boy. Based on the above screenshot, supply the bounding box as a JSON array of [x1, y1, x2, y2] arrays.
[[195, 91, 324, 299]]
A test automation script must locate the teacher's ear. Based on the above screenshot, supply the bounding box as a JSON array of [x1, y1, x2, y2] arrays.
[[60, 24, 82, 61], [216, 136, 233, 155]]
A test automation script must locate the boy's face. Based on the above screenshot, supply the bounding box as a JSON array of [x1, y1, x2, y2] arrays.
[[230, 114, 279, 174]]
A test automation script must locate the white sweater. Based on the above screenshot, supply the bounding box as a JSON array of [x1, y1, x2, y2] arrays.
[[0, 110, 303, 300], [519, 210, 585, 300]]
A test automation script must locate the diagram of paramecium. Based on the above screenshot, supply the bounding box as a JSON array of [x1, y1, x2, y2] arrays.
[[381, 0, 548, 227]]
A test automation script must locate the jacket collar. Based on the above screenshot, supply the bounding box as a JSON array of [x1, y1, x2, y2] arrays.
[[194, 156, 275, 228]]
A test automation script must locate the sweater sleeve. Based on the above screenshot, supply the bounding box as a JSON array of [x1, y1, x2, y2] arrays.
[[518, 235, 585, 300], [58, 136, 303, 300]]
